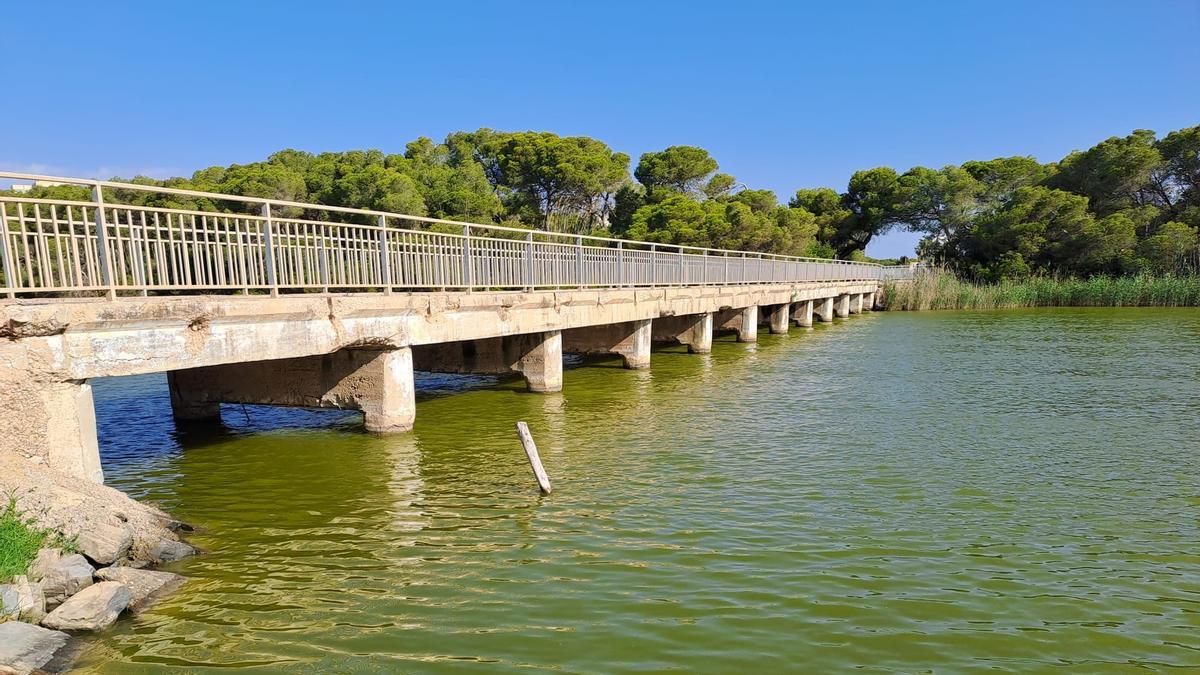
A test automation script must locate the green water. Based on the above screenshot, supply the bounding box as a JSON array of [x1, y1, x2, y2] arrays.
[[76, 309, 1200, 672]]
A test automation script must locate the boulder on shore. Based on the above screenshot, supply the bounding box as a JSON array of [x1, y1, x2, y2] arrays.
[[76, 520, 133, 565], [40, 581, 132, 632], [27, 550, 94, 608], [0, 621, 70, 675], [150, 538, 196, 564], [95, 567, 183, 610], [0, 576, 46, 623]]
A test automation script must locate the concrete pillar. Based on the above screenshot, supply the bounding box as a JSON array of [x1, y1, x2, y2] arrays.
[[652, 313, 713, 354], [562, 319, 651, 369], [791, 300, 814, 328], [814, 297, 835, 323], [849, 293, 864, 314], [361, 349, 416, 433], [514, 331, 562, 392], [410, 331, 562, 392], [168, 372, 221, 421], [167, 347, 417, 433], [720, 306, 757, 342], [834, 294, 851, 318], [863, 291, 876, 311], [35, 381, 104, 484], [762, 304, 790, 334]]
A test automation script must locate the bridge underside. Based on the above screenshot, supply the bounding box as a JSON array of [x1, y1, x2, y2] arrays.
[[0, 282, 878, 483]]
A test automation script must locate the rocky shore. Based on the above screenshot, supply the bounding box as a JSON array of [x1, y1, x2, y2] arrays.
[[0, 454, 196, 674]]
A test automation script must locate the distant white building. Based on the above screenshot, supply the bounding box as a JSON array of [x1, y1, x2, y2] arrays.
[[10, 183, 33, 193]]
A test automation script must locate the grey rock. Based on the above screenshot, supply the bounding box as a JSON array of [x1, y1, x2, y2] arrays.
[[0, 621, 70, 675], [76, 521, 132, 565], [149, 538, 196, 563], [40, 581, 131, 631], [94, 567, 183, 609], [34, 553, 94, 608], [0, 577, 45, 623], [25, 548, 60, 582]]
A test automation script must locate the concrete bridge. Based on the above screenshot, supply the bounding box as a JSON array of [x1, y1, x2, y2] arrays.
[[0, 173, 909, 484]]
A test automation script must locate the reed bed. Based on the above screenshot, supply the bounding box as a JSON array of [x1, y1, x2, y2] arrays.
[[882, 270, 1200, 310]]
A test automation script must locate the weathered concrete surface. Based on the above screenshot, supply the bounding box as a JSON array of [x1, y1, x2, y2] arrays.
[[791, 300, 814, 328], [411, 331, 562, 392], [562, 319, 651, 369], [715, 306, 758, 342], [863, 291, 876, 311], [850, 293, 864, 314], [834, 294, 851, 318], [814, 296, 835, 323], [168, 348, 416, 432], [761, 304, 790, 334], [651, 313, 713, 354], [1, 282, 879, 480]]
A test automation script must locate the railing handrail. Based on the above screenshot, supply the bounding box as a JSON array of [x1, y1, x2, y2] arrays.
[[0, 171, 881, 265]]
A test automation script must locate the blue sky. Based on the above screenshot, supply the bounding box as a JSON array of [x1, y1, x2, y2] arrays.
[[1, 1, 1197, 257]]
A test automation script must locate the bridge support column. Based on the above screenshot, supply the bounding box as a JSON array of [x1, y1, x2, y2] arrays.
[[863, 291, 876, 311], [167, 347, 416, 433], [652, 313, 713, 353], [14, 381, 104, 484], [791, 300, 814, 328], [834, 294, 851, 318], [411, 332, 562, 392], [761, 304, 790, 334], [715, 306, 757, 342], [850, 293, 864, 314], [514, 331, 563, 392], [814, 297, 835, 323], [562, 319, 651, 369]]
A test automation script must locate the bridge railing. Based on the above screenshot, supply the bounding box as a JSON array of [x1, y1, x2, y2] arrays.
[[0, 172, 906, 298]]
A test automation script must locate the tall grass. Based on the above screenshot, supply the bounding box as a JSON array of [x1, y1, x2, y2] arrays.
[[0, 494, 75, 580], [882, 270, 1200, 311]]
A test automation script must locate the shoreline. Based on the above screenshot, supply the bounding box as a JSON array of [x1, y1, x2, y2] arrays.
[[0, 454, 196, 674]]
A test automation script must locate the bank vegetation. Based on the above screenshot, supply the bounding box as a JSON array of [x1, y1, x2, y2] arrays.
[[883, 270, 1200, 310]]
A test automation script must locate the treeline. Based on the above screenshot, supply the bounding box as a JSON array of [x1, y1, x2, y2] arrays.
[[13, 125, 1200, 274]]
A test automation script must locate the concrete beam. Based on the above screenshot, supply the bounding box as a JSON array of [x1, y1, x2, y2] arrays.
[[834, 294, 851, 318], [762, 304, 790, 334], [562, 319, 651, 369], [411, 331, 563, 392], [716, 306, 758, 342], [652, 313, 713, 354], [168, 347, 417, 433], [791, 300, 814, 328], [814, 297, 835, 323]]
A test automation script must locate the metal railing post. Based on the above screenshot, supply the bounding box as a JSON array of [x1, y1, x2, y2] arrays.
[[650, 244, 657, 287], [378, 215, 392, 294], [525, 231, 534, 291], [617, 240, 624, 288], [678, 247, 684, 286], [0, 203, 16, 298], [575, 235, 584, 289], [724, 251, 729, 286], [92, 186, 116, 299], [461, 224, 473, 290], [260, 203, 278, 295]]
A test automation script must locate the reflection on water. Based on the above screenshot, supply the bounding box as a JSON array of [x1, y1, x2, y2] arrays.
[[78, 309, 1200, 672]]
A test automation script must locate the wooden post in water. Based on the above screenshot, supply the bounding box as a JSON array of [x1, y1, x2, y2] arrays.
[[515, 421, 552, 495]]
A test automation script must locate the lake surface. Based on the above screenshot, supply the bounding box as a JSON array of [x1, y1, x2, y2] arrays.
[[76, 309, 1200, 672]]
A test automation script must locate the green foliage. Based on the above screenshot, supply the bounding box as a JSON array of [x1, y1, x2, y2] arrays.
[[55, 122, 1196, 272], [882, 269, 1200, 310], [0, 494, 75, 580], [634, 146, 718, 197]]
